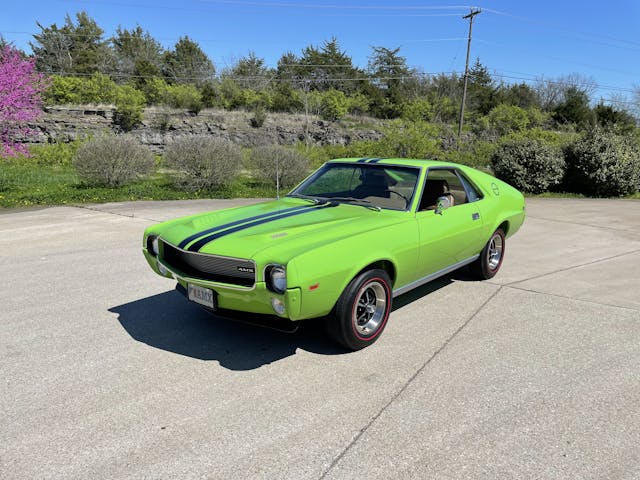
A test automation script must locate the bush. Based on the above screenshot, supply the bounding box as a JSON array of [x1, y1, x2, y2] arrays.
[[481, 104, 530, 136], [402, 98, 433, 122], [320, 89, 348, 121], [73, 134, 154, 187], [164, 136, 242, 190], [114, 85, 146, 131], [164, 84, 203, 114], [250, 145, 311, 188], [250, 105, 267, 128], [491, 139, 565, 193], [31, 140, 82, 166], [372, 120, 442, 159], [44, 74, 117, 105], [564, 129, 640, 196]]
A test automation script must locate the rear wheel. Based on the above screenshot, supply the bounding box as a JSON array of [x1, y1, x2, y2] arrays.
[[327, 269, 392, 350], [471, 228, 505, 279]]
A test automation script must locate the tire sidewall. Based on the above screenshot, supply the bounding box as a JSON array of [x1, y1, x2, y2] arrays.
[[482, 229, 506, 279], [335, 269, 392, 350]]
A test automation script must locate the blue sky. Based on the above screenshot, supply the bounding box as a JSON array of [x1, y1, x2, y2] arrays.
[[2, 0, 639, 105]]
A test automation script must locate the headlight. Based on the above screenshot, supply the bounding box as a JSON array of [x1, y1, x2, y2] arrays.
[[267, 265, 287, 294], [147, 235, 159, 256]]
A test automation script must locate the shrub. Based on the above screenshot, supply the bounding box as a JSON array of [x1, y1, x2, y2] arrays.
[[402, 98, 433, 122], [250, 105, 267, 128], [31, 140, 82, 166], [164, 136, 242, 190], [114, 85, 146, 131], [346, 93, 370, 115], [372, 120, 442, 159], [564, 129, 640, 196], [73, 134, 154, 187], [44, 74, 117, 105], [320, 89, 348, 121], [439, 140, 497, 169], [491, 138, 565, 194], [250, 145, 311, 188], [164, 84, 203, 113], [482, 104, 530, 136]]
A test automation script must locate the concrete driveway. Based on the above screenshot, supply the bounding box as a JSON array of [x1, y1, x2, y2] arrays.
[[1, 198, 639, 479]]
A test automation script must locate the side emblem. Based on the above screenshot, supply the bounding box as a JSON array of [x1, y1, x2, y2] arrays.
[[491, 182, 500, 196]]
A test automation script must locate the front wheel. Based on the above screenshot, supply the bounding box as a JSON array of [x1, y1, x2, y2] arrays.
[[470, 228, 505, 279], [327, 269, 392, 351]]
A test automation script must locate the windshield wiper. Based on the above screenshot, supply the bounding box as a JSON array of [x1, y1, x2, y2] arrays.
[[325, 197, 382, 211], [285, 194, 328, 205]]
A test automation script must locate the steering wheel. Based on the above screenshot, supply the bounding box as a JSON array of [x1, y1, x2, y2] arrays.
[[386, 190, 410, 208]]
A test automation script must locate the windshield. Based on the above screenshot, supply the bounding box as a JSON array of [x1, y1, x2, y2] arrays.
[[289, 163, 420, 211]]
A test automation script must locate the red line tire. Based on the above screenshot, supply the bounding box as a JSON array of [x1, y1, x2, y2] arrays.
[[327, 269, 392, 351]]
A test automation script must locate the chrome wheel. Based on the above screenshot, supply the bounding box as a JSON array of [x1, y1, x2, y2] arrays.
[[487, 233, 504, 270], [353, 281, 387, 336]]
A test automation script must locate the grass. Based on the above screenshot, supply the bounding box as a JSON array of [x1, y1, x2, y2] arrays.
[[0, 161, 277, 208]]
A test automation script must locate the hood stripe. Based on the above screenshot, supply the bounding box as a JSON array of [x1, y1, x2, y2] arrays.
[[177, 204, 312, 250], [187, 204, 330, 252]]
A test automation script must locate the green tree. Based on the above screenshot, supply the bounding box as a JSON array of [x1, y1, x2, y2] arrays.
[[162, 36, 215, 84], [467, 58, 498, 115], [320, 89, 348, 121], [552, 86, 595, 128], [502, 82, 541, 109], [367, 46, 412, 118], [282, 38, 363, 93], [112, 25, 163, 86], [593, 103, 636, 133], [31, 11, 112, 75], [227, 51, 271, 89]]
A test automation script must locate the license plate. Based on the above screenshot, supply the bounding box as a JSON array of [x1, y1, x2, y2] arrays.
[[187, 284, 216, 309]]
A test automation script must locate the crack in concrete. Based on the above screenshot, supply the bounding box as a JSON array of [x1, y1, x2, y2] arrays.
[[70, 204, 162, 223], [526, 214, 640, 235], [501, 284, 640, 313], [504, 248, 640, 287], [318, 286, 504, 479]]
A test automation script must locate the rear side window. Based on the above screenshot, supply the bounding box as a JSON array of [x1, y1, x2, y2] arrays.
[[457, 172, 483, 202]]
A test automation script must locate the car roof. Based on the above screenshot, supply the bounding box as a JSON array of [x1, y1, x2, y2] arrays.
[[327, 158, 460, 169]]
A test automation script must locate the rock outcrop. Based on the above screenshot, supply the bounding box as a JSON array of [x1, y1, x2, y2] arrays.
[[25, 105, 383, 152]]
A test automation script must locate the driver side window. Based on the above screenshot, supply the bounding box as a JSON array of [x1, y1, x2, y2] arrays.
[[419, 169, 467, 211]]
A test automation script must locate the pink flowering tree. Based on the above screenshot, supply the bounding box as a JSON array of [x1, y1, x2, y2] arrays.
[[0, 46, 49, 157]]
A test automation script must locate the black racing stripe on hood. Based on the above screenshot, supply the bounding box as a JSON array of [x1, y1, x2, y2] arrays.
[[177, 204, 311, 250], [187, 204, 330, 252]]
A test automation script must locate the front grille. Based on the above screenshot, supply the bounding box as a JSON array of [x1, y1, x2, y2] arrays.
[[160, 240, 255, 287]]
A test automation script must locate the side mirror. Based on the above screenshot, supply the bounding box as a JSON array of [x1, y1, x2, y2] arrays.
[[434, 196, 452, 215]]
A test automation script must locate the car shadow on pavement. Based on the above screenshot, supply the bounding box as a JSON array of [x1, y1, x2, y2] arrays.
[[111, 269, 474, 370], [110, 288, 345, 371]]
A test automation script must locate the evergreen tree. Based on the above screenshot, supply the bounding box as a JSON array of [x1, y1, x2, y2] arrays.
[[367, 46, 412, 117], [112, 25, 163, 83], [162, 36, 215, 84], [31, 11, 112, 75]]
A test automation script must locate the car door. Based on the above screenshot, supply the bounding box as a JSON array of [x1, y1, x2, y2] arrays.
[[414, 168, 485, 278]]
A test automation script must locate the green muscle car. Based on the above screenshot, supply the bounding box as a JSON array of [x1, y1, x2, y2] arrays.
[[143, 158, 525, 350]]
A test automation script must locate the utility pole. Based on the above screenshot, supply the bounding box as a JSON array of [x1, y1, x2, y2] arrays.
[[457, 7, 481, 144]]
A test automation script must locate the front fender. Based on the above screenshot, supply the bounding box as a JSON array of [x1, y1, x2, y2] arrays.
[[286, 223, 418, 320]]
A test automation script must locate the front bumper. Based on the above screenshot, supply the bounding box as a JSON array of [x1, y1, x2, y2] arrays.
[[143, 249, 302, 320]]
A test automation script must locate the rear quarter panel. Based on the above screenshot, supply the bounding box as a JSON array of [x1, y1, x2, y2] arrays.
[[461, 166, 526, 239]]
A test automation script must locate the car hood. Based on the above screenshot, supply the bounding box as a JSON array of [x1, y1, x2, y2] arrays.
[[158, 198, 404, 261]]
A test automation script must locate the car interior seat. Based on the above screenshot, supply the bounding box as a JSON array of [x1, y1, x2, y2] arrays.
[[420, 179, 455, 210]]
